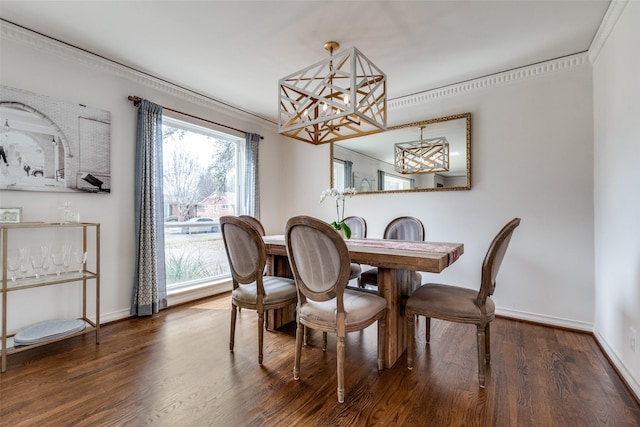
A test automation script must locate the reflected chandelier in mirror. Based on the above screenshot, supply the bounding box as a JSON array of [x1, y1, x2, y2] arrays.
[[331, 112, 471, 194]]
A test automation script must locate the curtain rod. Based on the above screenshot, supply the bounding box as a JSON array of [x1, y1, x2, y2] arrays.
[[127, 96, 263, 139]]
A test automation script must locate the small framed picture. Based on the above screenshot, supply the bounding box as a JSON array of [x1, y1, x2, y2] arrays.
[[0, 207, 22, 223]]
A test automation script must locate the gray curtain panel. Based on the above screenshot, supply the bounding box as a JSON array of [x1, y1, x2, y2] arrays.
[[377, 170, 385, 191], [244, 133, 260, 218], [131, 99, 167, 316]]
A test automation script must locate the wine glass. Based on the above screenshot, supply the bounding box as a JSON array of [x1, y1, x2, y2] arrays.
[[7, 255, 20, 281], [73, 251, 87, 274], [30, 252, 44, 279], [40, 245, 51, 276], [62, 244, 72, 274], [18, 247, 30, 279], [51, 250, 64, 276]]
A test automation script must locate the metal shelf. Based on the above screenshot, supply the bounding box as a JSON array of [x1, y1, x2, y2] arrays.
[[1, 222, 100, 372]]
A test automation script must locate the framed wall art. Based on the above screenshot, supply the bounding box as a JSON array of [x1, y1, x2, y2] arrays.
[[0, 85, 111, 194], [0, 207, 22, 223]]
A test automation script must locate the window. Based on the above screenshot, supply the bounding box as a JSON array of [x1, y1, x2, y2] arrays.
[[333, 159, 346, 190], [383, 173, 413, 191], [162, 116, 245, 292]]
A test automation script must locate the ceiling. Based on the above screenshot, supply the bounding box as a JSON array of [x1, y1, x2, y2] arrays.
[[0, 1, 610, 125]]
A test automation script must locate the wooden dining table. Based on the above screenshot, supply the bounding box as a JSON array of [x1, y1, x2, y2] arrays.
[[262, 234, 464, 368]]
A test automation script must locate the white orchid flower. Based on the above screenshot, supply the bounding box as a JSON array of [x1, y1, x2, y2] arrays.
[[319, 187, 358, 238]]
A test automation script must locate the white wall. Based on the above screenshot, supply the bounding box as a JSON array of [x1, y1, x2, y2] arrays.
[[0, 23, 288, 326], [593, 1, 640, 397], [281, 59, 596, 330]]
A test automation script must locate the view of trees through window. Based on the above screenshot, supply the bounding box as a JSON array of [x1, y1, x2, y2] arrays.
[[162, 116, 243, 290]]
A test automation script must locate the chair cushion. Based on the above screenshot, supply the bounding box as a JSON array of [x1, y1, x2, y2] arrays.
[[299, 289, 386, 328], [406, 283, 495, 323], [232, 275, 297, 306]]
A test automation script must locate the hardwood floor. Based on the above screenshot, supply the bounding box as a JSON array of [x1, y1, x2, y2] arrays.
[[1, 293, 639, 426]]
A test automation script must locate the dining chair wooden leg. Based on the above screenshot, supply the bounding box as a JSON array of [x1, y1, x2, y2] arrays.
[[230, 304, 237, 352], [377, 316, 386, 371], [294, 322, 304, 380], [322, 332, 328, 351], [406, 312, 415, 370], [336, 335, 345, 403], [485, 323, 491, 363], [303, 325, 309, 346], [425, 317, 431, 343], [258, 311, 264, 364], [476, 324, 486, 388]]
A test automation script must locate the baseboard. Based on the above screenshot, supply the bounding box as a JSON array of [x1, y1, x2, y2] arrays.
[[496, 307, 593, 332], [97, 308, 131, 324], [498, 307, 640, 403], [593, 329, 640, 403], [96, 280, 232, 324]]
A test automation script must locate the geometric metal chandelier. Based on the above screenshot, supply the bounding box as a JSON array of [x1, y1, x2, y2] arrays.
[[278, 41, 387, 145], [394, 127, 450, 174]]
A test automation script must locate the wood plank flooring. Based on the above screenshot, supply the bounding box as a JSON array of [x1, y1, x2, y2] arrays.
[[1, 293, 639, 426]]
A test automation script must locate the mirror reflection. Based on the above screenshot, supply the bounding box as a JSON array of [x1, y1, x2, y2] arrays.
[[331, 112, 471, 193]]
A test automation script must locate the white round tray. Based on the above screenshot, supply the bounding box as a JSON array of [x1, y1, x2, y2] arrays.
[[14, 319, 87, 345]]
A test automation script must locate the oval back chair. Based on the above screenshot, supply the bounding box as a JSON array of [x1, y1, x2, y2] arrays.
[[238, 215, 266, 236], [220, 215, 297, 364], [405, 218, 521, 388], [359, 216, 425, 294], [285, 215, 386, 403], [342, 216, 367, 281]]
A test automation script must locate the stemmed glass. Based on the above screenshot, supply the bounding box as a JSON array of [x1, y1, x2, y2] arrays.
[[51, 250, 64, 276], [6, 255, 20, 281], [40, 245, 51, 276], [51, 245, 72, 276], [62, 244, 71, 274], [18, 247, 30, 279], [73, 251, 88, 274], [30, 251, 44, 279]]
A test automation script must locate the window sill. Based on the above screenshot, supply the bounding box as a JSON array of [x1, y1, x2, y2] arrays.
[[167, 278, 232, 307]]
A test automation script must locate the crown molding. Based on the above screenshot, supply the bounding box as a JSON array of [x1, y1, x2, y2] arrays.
[[0, 20, 275, 125], [588, 0, 628, 64], [388, 53, 590, 111], [0, 17, 606, 118]]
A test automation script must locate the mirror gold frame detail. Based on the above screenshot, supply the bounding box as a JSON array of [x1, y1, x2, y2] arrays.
[[330, 112, 471, 194]]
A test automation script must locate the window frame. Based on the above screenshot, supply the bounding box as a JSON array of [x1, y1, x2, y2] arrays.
[[161, 114, 246, 293]]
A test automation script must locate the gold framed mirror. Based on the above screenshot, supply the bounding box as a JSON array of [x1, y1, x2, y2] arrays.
[[330, 112, 471, 193]]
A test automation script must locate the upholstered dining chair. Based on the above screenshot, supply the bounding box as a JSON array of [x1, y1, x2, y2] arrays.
[[238, 215, 266, 236], [220, 216, 297, 364], [358, 216, 425, 294], [343, 216, 367, 239], [236, 215, 267, 313], [285, 215, 387, 403], [343, 216, 367, 281], [405, 218, 521, 388]]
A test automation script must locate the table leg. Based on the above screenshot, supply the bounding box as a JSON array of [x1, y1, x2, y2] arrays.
[[265, 254, 296, 330], [377, 267, 406, 368]]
